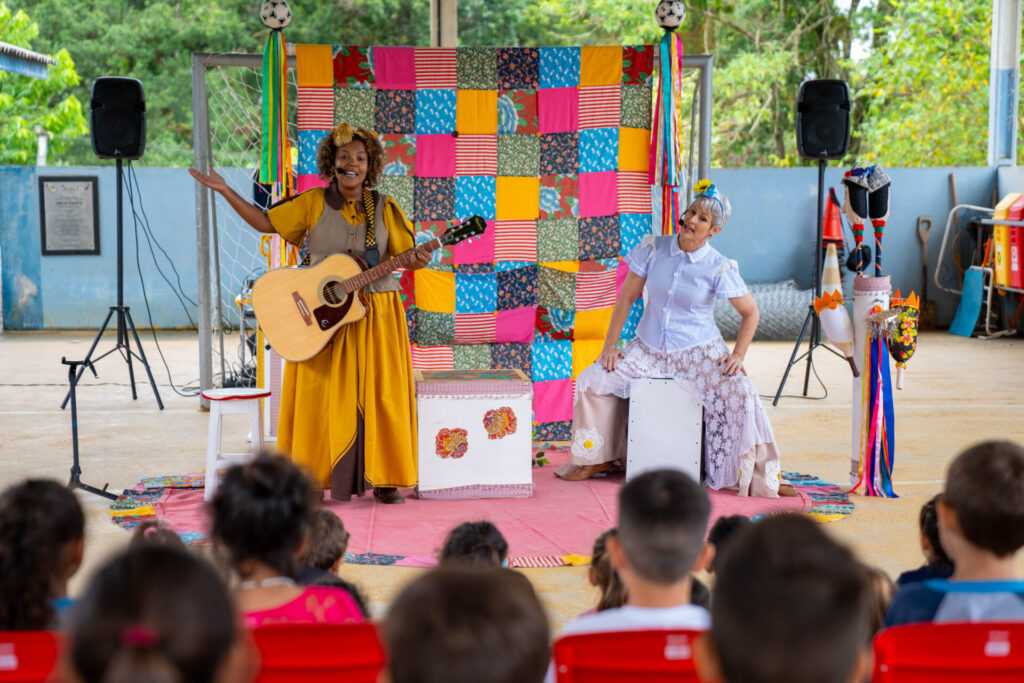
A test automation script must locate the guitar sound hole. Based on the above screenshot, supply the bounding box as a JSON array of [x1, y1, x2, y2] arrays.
[[322, 279, 346, 305]]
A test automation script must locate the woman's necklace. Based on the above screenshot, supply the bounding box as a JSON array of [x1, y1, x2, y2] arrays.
[[238, 576, 297, 590]]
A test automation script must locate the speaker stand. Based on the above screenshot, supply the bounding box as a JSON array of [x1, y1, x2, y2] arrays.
[[772, 159, 847, 406], [62, 357, 118, 500], [61, 159, 164, 411]]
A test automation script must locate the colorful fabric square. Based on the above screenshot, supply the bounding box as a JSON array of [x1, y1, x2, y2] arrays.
[[295, 44, 334, 86], [534, 420, 571, 442], [414, 47, 457, 88], [375, 89, 415, 133], [380, 134, 416, 177], [539, 133, 578, 175], [375, 176, 414, 219], [539, 174, 579, 219], [415, 177, 455, 221], [580, 46, 623, 86], [455, 135, 498, 176], [454, 263, 494, 274], [454, 344, 492, 370], [536, 306, 575, 341], [412, 344, 455, 370], [574, 309, 613, 343], [498, 89, 539, 134], [618, 171, 652, 213], [497, 134, 540, 177], [618, 127, 650, 172], [491, 342, 531, 375], [415, 89, 457, 134], [575, 267, 619, 311], [414, 267, 456, 313], [622, 45, 654, 85], [538, 266, 576, 310], [579, 86, 621, 129], [496, 266, 537, 310], [457, 47, 498, 89], [619, 213, 652, 255], [416, 310, 456, 345], [494, 220, 537, 262], [537, 87, 578, 134], [533, 378, 574, 422], [538, 218, 579, 263], [579, 215, 620, 260], [397, 269, 416, 309], [578, 171, 618, 218], [297, 86, 334, 130], [296, 175, 326, 194], [298, 130, 327, 175], [539, 47, 580, 88], [334, 86, 376, 129], [495, 307, 536, 343], [455, 272, 497, 313], [579, 128, 619, 173], [621, 298, 644, 340], [621, 85, 652, 128], [531, 340, 572, 381], [333, 45, 373, 87], [415, 222, 453, 267], [452, 220, 495, 264], [413, 134, 453, 177], [373, 46, 416, 89], [454, 313, 497, 343], [497, 47, 539, 89], [572, 338, 605, 376], [456, 90, 498, 135], [405, 306, 417, 342], [455, 176, 497, 220], [496, 177, 540, 220]]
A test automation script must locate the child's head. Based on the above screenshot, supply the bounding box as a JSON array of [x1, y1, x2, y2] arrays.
[[864, 565, 895, 637], [212, 453, 314, 577], [702, 514, 871, 683], [706, 514, 751, 575], [0, 479, 85, 630], [918, 494, 952, 566], [382, 567, 549, 683], [297, 508, 350, 572], [439, 521, 509, 569], [940, 440, 1024, 560], [130, 521, 186, 550], [589, 528, 627, 611], [613, 469, 710, 585], [67, 545, 245, 683]]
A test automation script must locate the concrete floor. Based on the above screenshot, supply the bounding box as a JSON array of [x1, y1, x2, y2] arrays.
[[2, 329, 1023, 630]]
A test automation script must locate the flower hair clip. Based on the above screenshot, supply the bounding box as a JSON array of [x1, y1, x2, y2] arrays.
[[332, 122, 354, 147], [692, 179, 723, 213]]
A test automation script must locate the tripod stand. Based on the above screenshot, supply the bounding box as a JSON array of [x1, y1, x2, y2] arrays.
[[63, 357, 117, 500], [61, 159, 164, 411], [772, 159, 847, 406]]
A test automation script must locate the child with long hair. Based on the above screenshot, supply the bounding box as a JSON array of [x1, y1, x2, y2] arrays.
[[439, 521, 509, 569], [586, 528, 627, 613]]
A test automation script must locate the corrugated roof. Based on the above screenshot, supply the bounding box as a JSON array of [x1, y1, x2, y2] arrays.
[[0, 41, 56, 66]]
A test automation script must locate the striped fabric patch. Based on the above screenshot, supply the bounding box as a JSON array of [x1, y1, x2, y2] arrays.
[[297, 86, 335, 130], [578, 85, 621, 129], [617, 171, 652, 213], [494, 220, 538, 261], [575, 268, 618, 310], [454, 313, 497, 343], [414, 48, 457, 88], [509, 556, 567, 568], [412, 345, 455, 369], [456, 135, 498, 176]]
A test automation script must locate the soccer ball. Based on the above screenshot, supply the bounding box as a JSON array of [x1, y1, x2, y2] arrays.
[[654, 0, 686, 30], [260, 0, 291, 29]]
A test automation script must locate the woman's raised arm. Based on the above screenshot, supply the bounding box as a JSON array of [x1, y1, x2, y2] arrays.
[[188, 167, 276, 234]]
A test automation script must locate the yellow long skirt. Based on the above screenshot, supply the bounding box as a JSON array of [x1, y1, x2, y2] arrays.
[[276, 292, 417, 488]]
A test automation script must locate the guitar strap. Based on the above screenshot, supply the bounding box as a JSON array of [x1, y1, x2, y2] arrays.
[[362, 188, 380, 268]]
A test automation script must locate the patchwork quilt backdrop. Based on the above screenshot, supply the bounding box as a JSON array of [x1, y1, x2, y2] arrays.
[[294, 44, 657, 440]]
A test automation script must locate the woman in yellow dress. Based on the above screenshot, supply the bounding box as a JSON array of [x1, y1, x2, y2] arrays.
[[189, 123, 429, 503]]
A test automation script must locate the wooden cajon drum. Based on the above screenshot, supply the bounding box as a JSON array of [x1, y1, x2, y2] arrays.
[[415, 369, 533, 499], [626, 378, 703, 483]]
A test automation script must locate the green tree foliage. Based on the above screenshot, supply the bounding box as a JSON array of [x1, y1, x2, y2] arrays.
[[0, 3, 88, 165]]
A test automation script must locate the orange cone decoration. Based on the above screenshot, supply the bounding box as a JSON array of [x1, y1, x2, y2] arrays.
[[823, 189, 843, 243], [815, 245, 859, 377]]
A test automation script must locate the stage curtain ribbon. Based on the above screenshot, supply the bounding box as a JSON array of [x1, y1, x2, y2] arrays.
[[650, 32, 686, 236], [260, 28, 294, 198]]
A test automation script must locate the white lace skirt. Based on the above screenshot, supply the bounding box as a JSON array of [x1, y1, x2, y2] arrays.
[[570, 337, 781, 497]]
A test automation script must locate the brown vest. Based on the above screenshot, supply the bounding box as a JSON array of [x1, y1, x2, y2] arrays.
[[306, 193, 399, 293]]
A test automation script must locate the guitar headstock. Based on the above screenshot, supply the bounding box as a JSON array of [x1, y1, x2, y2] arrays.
[[439, 216, 487, 247]]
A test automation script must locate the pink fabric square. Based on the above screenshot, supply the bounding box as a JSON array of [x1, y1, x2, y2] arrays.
[[297, 174, 328, 194], [615, 259, 629, 294], [537, 87, 578, 134], [416, 134, 456, 177], [374, 47, 416, 89], [495, 306, 536, 343], [452, 220, 495, 263], [578, 171, 618, 218], [533, 378, 574, 422]]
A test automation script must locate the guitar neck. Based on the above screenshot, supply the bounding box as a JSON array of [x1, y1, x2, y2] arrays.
[[343, 237, 441, 293]]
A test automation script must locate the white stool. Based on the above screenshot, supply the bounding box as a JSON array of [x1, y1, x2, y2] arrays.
[[626, 378, 703, 483], [202, 387, 271, 501]]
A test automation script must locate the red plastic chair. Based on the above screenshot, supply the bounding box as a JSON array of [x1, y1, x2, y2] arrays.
[[0, 631, 62, 683], [873, 622, 1024, 682], [251, 622, 385, 682], [552, 629, 705, 682]]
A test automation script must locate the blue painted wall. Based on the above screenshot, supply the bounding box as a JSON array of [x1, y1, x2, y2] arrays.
[[0, 165, 1003, 330]]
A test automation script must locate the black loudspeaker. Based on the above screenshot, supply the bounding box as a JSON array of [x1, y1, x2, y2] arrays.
[[796, 79, 850, 160], [90, 77, 146, 160]]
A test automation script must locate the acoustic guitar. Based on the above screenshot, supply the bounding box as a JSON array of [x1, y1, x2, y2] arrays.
[[252, 216, 486, 362]]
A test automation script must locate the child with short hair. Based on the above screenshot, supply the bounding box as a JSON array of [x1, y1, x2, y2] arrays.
[[696, 514, 873, 683], [0, 479, 84, 629], [382, 567, 550, 683], [895, 494, 954, 587], [885, 440, 1024, 626], [439, 520, 509, 569], [705, 514, 751, 576], [295, 508, 369, 617]]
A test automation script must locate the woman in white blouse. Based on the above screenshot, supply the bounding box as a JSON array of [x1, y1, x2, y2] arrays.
[[558, 182, 794, 498]]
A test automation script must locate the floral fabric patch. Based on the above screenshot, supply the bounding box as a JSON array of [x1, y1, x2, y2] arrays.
[[375, 89, 415, 133], [454, 344, 492, 370], [334, 45, 374, 87], [538, 218, 579, 263], [497, 134, 541, 177], [496, 266, 538, 310], [483, 406, 518, 439], [380, 134, 416, 177], [620, 84, 653, 129], [539, 174, 579, 219], [497, 89, 539, 135], [538, 266, 577, 310], [579, 215, 621, 260], [417, 310, 456, 346], [497, 47, 539, 89], [534, 420, 571, 442], [435, 428, 469, 459], [376, 176, 415, 220], [334, 87, 376, 129], [622, 45, 654, 85], [456, 47, 498, 89], [414, 177, 455, 221], [539, 133, 579, 175], [491, 342, 532, 376], [535, 306, 575, 341]]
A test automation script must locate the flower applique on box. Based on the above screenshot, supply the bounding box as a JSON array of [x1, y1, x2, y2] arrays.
[[571, 427, 604, 461], [435, 428, 469, 459], [483, 406, 518, 439]]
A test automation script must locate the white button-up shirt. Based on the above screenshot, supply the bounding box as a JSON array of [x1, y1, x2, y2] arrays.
[[624, 235, 748, 351]]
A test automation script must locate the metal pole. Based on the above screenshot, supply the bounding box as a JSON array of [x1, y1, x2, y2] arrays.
[[192, 53, 213, 408], [988, 0, 1022, 166], [698, 55, 713, 180]]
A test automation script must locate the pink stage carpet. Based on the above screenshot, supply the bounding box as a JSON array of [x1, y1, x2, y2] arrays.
[[110, 449, 850, 568]]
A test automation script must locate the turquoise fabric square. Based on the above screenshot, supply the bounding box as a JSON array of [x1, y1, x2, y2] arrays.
[[531, 340, 572, 381], [579, 127, 619, 173], [298, 130, 328, 175], [539, 47, 580, 88], [455, 175, 496, 220], [619, 213, 653, 256], [415, 89, 457, 134], [621, 298, 645, 341], [455, 272, 498, 313]]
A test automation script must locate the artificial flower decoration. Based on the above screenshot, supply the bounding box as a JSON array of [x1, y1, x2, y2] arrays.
[[483, 407, 518, 440], [435, 428, 469, 459], [332, 122, 354, 147], [693, 179, 713, 195], [571, 428, 604, 461]]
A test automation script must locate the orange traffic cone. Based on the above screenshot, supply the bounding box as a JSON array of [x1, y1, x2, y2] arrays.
[[824, 188, 843, 243]]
